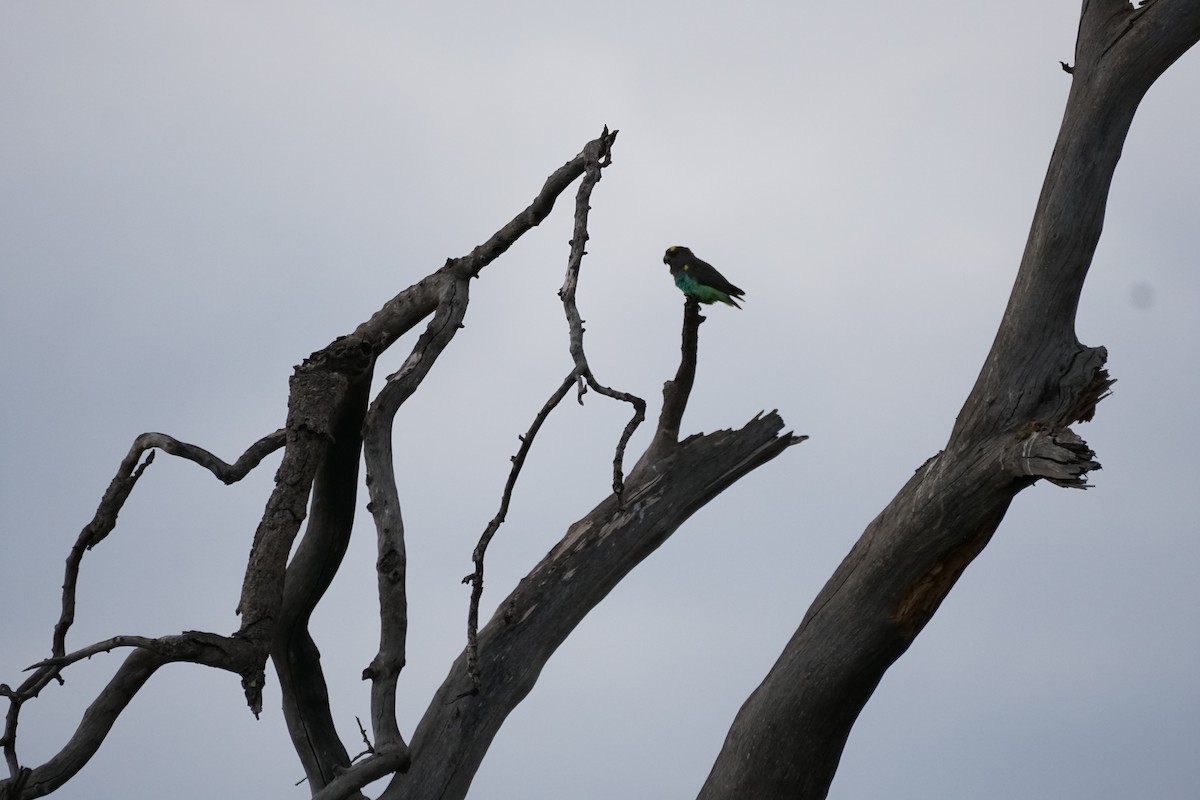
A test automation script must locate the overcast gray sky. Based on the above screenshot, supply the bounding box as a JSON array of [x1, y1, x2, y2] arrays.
[[2, 3, 1198, 799]]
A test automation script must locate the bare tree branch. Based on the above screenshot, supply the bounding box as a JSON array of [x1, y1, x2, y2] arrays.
[[301, 716, 407, 800], [26, 636, 160, 671], [234, 335, 375, 716], [7, 650, 168, 799], [53, 451, 155, 661], [357, 127, 624, 773], [385, 416, 803, 799], [381, 287, 805, 799], [460, 127, 645, 689], [274, 127, 627, 788], [0, 428, 289, 797], [360, 278, 468, 764], [273, 357, 376, 793], [237, 129, 626, 786], [127, 430, 288, 485], [0, 120, 801, 800], [50, 429, 287, 660], [697, 4, 1200, 798], [5, 632, 261, 799], [461, 372, 576, 691], [646, 298, 704, 461], [308, 750, 411, 800], [557, 127, 646, 498]]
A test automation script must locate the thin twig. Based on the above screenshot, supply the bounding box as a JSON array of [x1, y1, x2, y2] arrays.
[[351, 715, 376, 763], [581, 376, 646, 499], [308, 748, 411, 800], [462, 373, 578, 689], [558, 125, 645, 498], [27, 636, 160, 671], [54, 451, 155, 660], [462, 126, 641, 691], [359, 128, 628, 752]]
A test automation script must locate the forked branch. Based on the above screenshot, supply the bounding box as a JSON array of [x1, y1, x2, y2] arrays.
[[383, 285, 804, 799], [54, 429, 286, 658], [0, 427, 288, 797], [357, 127, 624, 769], [461, 127, 645, 690]]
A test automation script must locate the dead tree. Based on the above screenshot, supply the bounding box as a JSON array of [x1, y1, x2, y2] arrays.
[[2, 4, 1197, 800], [696, 3, 1200, 798], [0, 126, 802, 800]]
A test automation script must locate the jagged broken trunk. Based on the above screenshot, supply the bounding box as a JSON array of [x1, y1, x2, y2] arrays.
[[695, 4, 1200, 798]]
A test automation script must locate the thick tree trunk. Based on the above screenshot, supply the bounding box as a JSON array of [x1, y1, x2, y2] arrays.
[[696, 3, 1200, 798]]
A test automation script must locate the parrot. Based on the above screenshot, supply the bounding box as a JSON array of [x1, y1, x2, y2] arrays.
[[663, 246, 745, 308]]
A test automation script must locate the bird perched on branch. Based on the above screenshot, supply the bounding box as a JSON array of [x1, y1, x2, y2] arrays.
[[663, 246, 745, 308]]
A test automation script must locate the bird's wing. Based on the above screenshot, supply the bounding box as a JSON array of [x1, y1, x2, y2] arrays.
[[690, 256, 745, 296]]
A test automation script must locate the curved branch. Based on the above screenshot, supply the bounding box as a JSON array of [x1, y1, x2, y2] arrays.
[[3, 631, 259, 799], [353, 128, 620, 353], [12, 424, 297, 780], [51, 428, 287, 662], [233, 334, 375, 718], [455, 126, 619, 283], [272, 358, 375, 793], [580, 373, 647, 498], [125, 429, 288, 486], [308, 750, 411, 800], [645, 298, 703, 461], [460, 127, 643, 688], [557, 126, 645, 498], [271, 125, 609, 778], [12, 649, 167, 798], [26, 636, 160, 671], [53, 452, 154, 661], [462, 372, 577, 690], [359, 130, 626, 747], [361, 277, 470, 759]]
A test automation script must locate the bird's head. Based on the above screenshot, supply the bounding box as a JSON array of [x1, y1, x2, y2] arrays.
[[663, 245, 693, 268]]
